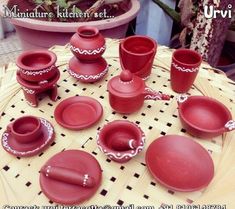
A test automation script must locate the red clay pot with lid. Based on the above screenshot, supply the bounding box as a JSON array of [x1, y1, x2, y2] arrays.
[[70, 26, 106, 61], [107, 70, 170, 114], [16, 50, 58, 83]]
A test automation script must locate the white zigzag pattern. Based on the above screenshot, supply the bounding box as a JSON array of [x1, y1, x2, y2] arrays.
[[20, 65, 54, 76], [172, 62, 199, 72], [67, 67, 108, 81], [70, 45, 106, 55]]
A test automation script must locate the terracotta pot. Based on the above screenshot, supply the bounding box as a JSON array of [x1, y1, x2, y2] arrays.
[[70, 26, 105, 61], [107, 70, 170, 114], [97, 120, 145, 163], [177, 95, 235, 138], [119, 35, 157, 79], [68, 57, 108, 83], [170, 49, 202, 93], [0, 0, 140, 50], [16, 50, 58, 83], [7, 116, 41, 144]]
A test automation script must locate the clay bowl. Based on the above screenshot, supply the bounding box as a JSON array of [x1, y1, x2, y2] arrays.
[[97, 120, 145, 163], [7, 116, 41, 144], [146, 135, 214, 192], [17, 50, 58, 83], [177, 95, 235, 138]]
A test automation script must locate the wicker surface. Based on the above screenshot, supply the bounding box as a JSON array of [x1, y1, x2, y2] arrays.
[[0, 39, 235, 207]]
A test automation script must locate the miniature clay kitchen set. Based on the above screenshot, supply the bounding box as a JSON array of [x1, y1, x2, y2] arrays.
[[1, 26, 235, 206]]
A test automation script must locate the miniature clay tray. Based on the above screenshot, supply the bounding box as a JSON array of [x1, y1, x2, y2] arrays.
[[0, 39, 235, 207]]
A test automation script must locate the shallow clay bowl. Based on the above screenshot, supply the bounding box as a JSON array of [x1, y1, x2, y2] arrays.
[[178, 95, 235, 138], [146, 135, 214, 192], [17, 50, 57, 82], [97, 120, 145, 163]]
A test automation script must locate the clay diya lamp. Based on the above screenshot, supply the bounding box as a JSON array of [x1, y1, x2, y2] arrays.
[[16, 69, 60, 107], [68, 56, 108, 83], [1, 116, 55, 157], [177, 95, 235, 138], [16, 50, 58, 83], [97, 120, 145, 163], [40, 150, 102, 205], [146, 135, 214, 192], [70, 26, 106, 61], [119, 35, 157, 80], [107, 70, 170, 114]]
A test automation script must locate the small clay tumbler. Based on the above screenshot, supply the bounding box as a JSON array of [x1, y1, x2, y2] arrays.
[[119, 35, 157, 79], [7, 116, 41, 144], [170, 49, 202, 93]]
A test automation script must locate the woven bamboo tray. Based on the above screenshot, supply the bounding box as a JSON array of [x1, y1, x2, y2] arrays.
[[0, 39, 235, 208]]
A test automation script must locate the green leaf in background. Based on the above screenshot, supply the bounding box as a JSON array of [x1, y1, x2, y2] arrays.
[[152, 0, 181, 24], [72, 6, 82, 14], [34, 0, 43, 4], [56, 0, 69, 8]]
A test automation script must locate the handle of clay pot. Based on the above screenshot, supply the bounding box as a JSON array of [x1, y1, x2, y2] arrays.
[[134, 51, 156, 79], [6, 123, 13, 133], [176, 94, 188, 107], [143, 87, 170, 101], [119, 43, 125, 71], [223, 120, 235, 133], [119, 43, 156, 79], [41, 165, 95, 188]]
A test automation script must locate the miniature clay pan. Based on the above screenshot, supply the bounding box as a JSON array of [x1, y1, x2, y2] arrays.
[[40, 150, 102, 205], [146, 135, 214, 192], [54, 96, 103, 130], [1, 118, 55, 157], [178, 95, 235, 138]]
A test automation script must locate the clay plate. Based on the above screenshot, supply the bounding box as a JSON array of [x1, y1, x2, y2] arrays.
[[1, 118, 55, 157], [145, 135, 214, 192], [54, 96, 103, 130], [40, 150, 102, 205]]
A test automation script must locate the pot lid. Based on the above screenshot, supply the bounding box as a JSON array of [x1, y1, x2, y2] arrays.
[[108, 70, 145, 97]]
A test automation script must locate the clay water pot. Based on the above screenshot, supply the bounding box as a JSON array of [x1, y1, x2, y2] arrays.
[[17, 50, 58, 83], [7, 116, 41, 144], [119, 35, 157, 79], [70, 26, 106, 61], [107, 70, 170, 114], [177, 95, 235, 138], [97, 120, 145, 163]]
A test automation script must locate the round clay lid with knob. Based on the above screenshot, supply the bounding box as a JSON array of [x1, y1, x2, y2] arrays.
[[108, 70, 145, 97]]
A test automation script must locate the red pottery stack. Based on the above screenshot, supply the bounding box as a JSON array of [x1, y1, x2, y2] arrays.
[[68, 26, 108, 83], [16, 50, 60, 107]]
